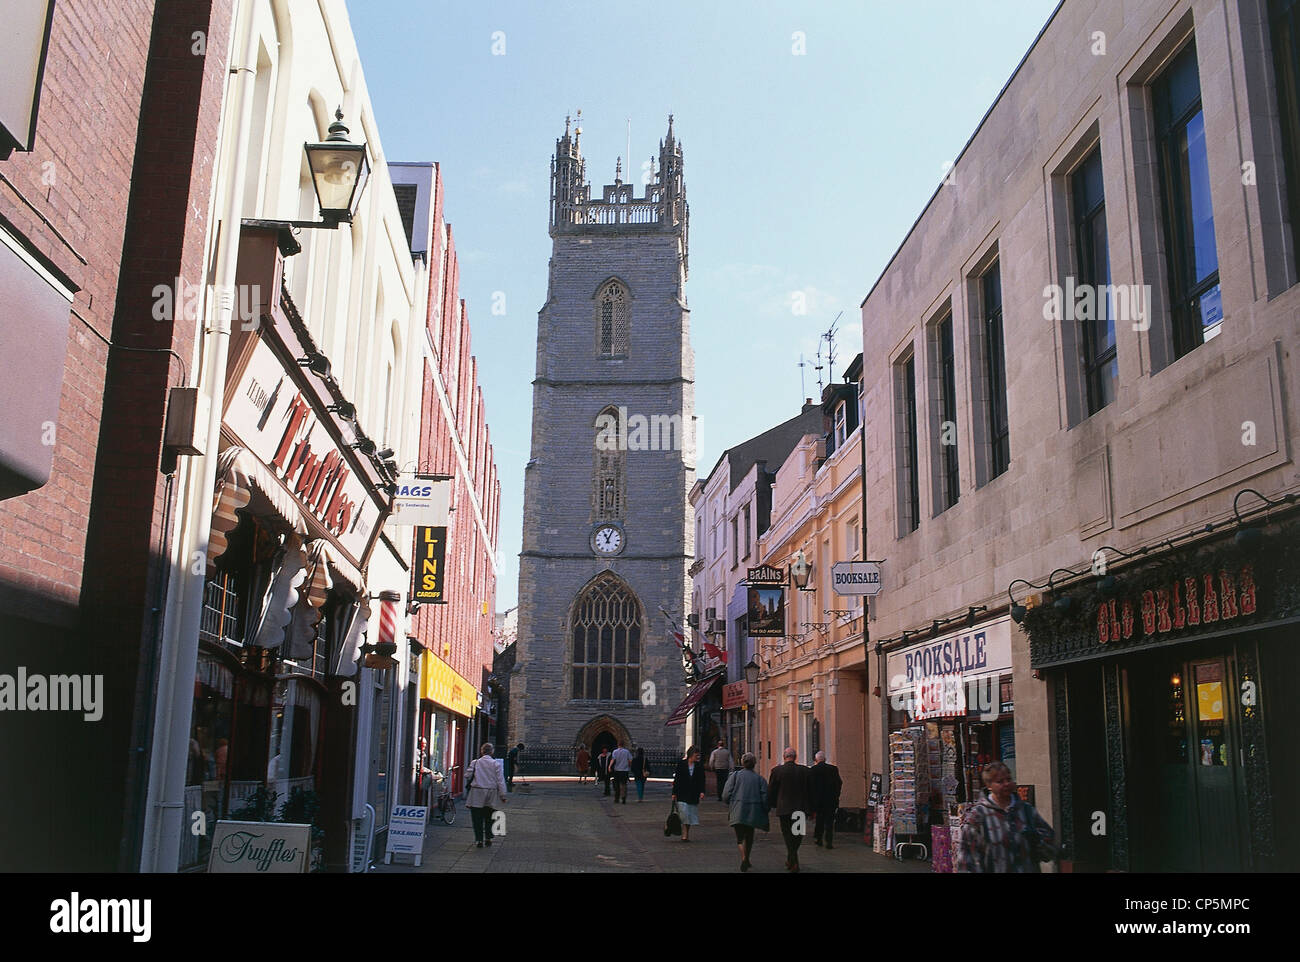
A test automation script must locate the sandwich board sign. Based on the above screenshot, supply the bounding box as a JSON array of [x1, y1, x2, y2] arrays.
[[384, 804, 429, 866]]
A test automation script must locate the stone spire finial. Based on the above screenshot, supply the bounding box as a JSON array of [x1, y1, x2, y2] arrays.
[[615, 156, 622, 184], [564, 114, 571, 137]]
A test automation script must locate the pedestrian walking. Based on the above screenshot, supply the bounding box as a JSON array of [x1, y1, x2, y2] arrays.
[[465, 742, 508, 848], [768, 746, 813, 872], [596, 746, 611, 796], [632, 745, 650, 802], [810, 750, 843, 849], [576, 744, 591, 785], [722, 752, 769, 872], [671, 745, 707, 842], [708, 740, 733, 802], [504, 742, 524, 791], [956, 761, 1059, 872], [610, 740, 633, 803]]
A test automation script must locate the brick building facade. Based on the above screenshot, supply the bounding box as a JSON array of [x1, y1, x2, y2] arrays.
[[0, 0, 233, 871]]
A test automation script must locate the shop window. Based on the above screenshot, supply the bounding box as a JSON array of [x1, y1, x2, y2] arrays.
[[1153, 40, 1222, 357]]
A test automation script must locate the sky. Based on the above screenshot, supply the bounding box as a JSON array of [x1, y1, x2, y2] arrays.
[[352, 0, 1062, 610]]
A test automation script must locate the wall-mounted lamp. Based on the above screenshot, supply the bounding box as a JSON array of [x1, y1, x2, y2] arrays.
[[744, 659, 760, 685], [352, 435, 377, 457], [790, 549, 812, 591]]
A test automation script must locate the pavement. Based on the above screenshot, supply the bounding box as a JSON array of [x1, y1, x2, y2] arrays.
[[370, 776, 930, 874]]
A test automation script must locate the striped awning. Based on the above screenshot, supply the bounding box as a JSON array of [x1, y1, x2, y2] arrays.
[[250, 532, 308, 650], [208, 447, 308, 571]]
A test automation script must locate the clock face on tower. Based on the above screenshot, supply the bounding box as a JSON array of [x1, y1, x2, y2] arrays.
[[592, 524, 624, 556]]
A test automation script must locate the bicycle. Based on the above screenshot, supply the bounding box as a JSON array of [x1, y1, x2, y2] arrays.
[[429, 768, 457, 825]]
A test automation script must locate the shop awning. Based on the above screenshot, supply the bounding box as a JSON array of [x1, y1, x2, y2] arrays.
[[664, 671, 724, 727], [208, 446, 308, 570], [334, 599, 370, 678]]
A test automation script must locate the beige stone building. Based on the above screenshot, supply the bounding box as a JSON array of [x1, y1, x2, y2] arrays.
[[860, 0, 1300, 870], [755, 361, 869, 809]]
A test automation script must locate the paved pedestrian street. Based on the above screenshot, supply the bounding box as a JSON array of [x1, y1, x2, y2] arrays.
[[372, 778, 929, 875]]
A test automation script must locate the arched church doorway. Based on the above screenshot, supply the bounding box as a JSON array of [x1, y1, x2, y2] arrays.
[[576, 714, 631, 756]]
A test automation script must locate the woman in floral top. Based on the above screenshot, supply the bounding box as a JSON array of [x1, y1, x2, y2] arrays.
[[956, 761, 1058, 873]]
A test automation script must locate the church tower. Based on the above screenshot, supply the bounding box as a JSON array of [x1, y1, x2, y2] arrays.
[[513, 116, 695, 754]]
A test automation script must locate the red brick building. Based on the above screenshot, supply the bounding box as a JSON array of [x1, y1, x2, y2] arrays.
[[391, 163, 501, 794], [0, 0, 234, 870]]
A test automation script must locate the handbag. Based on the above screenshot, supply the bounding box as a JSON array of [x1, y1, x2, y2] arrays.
[[664, 801, 682, 837]]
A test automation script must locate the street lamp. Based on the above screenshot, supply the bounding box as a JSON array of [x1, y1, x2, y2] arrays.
[[305, 109, 370, 226], [744, 659, 760, 685], [790, 549, 813, 591], [243, 108, 370, 233]]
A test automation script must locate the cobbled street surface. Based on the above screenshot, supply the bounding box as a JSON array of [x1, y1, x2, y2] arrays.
[[372, 777, 930, 874]]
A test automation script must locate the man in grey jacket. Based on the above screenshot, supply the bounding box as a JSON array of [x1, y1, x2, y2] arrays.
[[721, 752, 768, 872]]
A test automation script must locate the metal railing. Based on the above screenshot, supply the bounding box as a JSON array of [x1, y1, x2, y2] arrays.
[[494, 745, 685, 777]]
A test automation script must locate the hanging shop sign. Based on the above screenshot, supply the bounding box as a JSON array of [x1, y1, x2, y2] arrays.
[[224, 337, 380, 564], [1094, 563, 1257, 645], [721, 681, 748, 710], [747, 583, 786, 637], [412, 526, 447, 603], [208, 821, 310, 873], [390, 475, 450, 527], [746, 565, 786, 585], [831, 560, 883, 596], [798, 694, 814, 712]]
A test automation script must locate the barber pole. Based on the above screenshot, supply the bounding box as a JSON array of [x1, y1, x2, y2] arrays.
[[366, 595, 399, 669]]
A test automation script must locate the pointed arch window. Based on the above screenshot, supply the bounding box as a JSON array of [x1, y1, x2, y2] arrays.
[[596, 280, 630, 357], [571, 573, 642, 701], [594, 406, 625, 520]]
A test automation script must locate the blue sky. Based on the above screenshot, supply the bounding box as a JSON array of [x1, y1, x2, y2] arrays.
[[352, 0, 1061, 609]]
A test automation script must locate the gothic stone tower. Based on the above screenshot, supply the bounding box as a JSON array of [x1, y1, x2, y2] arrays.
[[512, 116, 695, 753]]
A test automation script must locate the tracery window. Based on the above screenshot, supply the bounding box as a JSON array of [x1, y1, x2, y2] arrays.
[[594, 406, 625, 520], [571, 574, 642, 701], [596, 280, 630, 356]]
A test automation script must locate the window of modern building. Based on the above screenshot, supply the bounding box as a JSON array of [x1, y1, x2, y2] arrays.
[[896, 352, 921, 534], [934, 311, 960, 510], [570, 573, 642, 701], [1071, 146, 1118, 413], [981, 263, 1011, 478], [1271, 0, 1300, 275], [596, 280, 630, 357], [1153, 40, 1222, 357]]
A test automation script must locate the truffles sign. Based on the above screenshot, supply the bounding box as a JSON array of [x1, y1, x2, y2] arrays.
[[208, 821, 310, 873]]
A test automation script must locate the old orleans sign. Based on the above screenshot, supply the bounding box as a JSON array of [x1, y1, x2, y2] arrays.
[[1095, 563, 1257, 645], [225, 336, 381, 565]]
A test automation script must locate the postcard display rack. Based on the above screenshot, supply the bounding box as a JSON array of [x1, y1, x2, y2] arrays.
[[888, 727, 929, 860]]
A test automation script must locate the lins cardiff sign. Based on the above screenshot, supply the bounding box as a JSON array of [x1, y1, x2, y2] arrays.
[[831, 561, 882, 596]]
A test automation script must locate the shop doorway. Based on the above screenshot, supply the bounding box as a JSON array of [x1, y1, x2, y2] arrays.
[[1127, 648, 1248, 871]]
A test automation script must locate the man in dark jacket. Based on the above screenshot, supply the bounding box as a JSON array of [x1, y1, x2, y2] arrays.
[[810, 750, 843, 849], [768, 747, 813, 872]]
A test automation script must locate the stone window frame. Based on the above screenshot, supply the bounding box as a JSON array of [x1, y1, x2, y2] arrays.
[[594, 278, 631, 358], [925, 299, 961, 515], [593, 404, 626, 521], [891, 340, 922, 537], [568, 572, 644, 703]]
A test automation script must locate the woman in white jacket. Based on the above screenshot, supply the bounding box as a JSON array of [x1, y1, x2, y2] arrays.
[[465, 743, 508, 848]]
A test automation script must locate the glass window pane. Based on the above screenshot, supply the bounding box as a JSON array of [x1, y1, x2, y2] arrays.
[[1182, 112, 1219, 285], [601, 667, 612, 700], [601, 626, 613, 662], [573, 667, 583, 698]]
